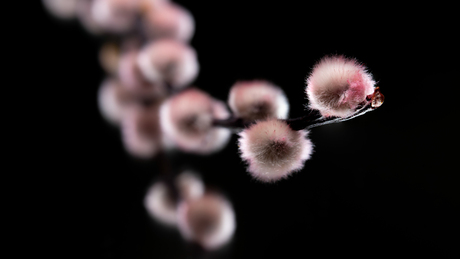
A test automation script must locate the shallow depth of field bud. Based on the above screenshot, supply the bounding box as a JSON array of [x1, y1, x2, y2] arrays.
[[238, 119, 313, 182], [306, 55, 375, 118]]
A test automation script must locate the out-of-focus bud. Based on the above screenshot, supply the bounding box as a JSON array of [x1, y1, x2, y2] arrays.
[[121, 104, 162, 158], [139, 0, 170, 7], [91, 0, 140, 33], [238, 118, 313, 183], [144, 171, 204, 226], [175, 171, 205, 201], [118, 50, 168, 100], [144, 181, 177, 226], [177, 193, 236, 250], [159, 88, 231, 154], [99, 42, 120, 75], [98, 77, 129, 125], [305, 55, 376, 118], [118, 50, 149, 88], [228, 80, 289, 121], [76, 0, 103, 34], [42, 0, 78, 19], [141, 1, 195, 42], [137, 39, 199, 89]]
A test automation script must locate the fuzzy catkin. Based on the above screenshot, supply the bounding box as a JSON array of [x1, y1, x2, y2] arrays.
[[177, 193, 235, 250], [228, 80, 289, 121], [306, 55, 375, 118], [141, 1, 195, 42], [137, 39, 199, 88], [159, 88, 231, 154], [144, 171, 204, 226], [238, 119, 313, 182]]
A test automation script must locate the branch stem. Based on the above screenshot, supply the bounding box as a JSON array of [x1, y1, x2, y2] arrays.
[[212, 87, 383, 131]]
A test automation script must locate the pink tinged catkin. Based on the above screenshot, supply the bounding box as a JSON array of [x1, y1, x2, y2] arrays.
[[159, 88, 231, 154], [42, 0, 78, 19], [228, 80, 289, 121], [141, 1, 195, 42], [98, 77, 127, 125], [175, 171, 205, 201], [144, 171, 204, 226], [305, 55, 376, 118], [91, 0, 140, 33], [144, 181, 178, 226], [238, 119, 313, 183], [177, 193, 236, 250], [76, 0, 104, 35], [137, 39, 199, 88], [121, 104, 162, 158], [118, 50, 168, 100], [118, 50, 147, 88]]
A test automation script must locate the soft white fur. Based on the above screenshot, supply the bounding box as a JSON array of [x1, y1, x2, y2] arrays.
[[238, 119, 313, 182], [306, 56, 375, 118]]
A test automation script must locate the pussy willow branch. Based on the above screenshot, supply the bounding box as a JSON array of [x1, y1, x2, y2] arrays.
[[212, 116, 247, 129], [213, 87, 384, 131], [288, 101, 375, 131]]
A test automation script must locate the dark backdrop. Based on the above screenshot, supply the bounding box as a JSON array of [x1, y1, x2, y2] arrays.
[[33, 1, 458, 258]]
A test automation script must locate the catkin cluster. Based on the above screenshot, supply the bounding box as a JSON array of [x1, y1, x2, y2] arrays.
[[45, 0, 382, 183], [44, 0, 383, 249]]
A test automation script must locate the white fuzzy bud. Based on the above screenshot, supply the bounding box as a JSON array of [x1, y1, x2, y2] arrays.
[[137, 39, 199, 88], [238, 119, 313, 182], [43, 0, 78, 19], [144, 171, 204, 226], [177, 193, 235, 250], [228, 80, 289, 121], [159, 88, 231, 154], [305, 55, 375, 118]]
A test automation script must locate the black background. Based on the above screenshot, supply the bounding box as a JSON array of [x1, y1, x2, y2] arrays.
[[31, 1, 459, 258]]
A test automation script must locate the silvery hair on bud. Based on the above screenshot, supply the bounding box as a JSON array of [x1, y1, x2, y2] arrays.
[[305, 55, 375, 118], [238, 119, 313, 182]]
